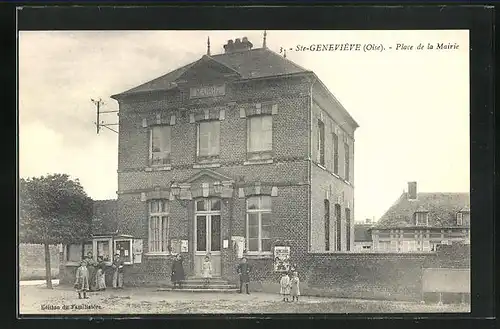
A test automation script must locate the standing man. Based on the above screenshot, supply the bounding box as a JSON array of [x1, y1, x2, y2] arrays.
[[236, 257, 252, 294], [112, 253, 124, 289], [85, 251, 98, 291]]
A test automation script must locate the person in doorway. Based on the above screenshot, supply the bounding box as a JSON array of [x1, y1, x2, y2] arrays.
[[85, 251, 98, 291], [95, 256, 107, 291], [112, 253, 124, 289], [290, 271, 300, 302], [236, 257, 252, 294], [202, 254, 212, 286], [280, 272, 291, 302], [171, 254, 185, 289], [74, 260, 90, 299]]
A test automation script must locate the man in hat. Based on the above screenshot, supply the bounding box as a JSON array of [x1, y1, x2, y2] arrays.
[[112, 252, 124, 289], [236, 257, 252, 294]]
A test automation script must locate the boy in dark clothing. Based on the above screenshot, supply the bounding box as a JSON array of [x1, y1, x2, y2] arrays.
[[236, 257, 252, 294]]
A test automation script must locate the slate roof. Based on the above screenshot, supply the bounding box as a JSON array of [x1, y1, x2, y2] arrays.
[[92, 199, 118, 235], [111, 47, 310, 98], [354, 224, 373, 242], [376, 192, 470, 229]]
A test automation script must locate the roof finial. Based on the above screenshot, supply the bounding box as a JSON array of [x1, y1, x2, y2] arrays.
[[263, 30, 267, 48], [283, 49, 287, 58], [207, 36, 211, 56]]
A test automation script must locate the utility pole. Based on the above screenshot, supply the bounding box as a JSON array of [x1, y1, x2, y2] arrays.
[[91, 98, 118, 134]]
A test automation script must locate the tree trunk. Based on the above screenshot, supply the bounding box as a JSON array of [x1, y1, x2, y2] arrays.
[[44, 243, 53, 289]]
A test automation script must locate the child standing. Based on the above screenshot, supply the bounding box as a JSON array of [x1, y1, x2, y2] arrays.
[[202, 255, 212, 286], [290, 271, 300, 302], [95, 256, 107, 291], [74, 260, 90, 299], [280, 272, 291, 302]]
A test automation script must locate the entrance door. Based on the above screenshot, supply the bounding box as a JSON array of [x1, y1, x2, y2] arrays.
[[194, 198, 222, 277]]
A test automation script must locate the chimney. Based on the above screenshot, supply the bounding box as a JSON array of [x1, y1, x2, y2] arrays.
[[223, 37, 253, 53], [408, 181, 417, 200]]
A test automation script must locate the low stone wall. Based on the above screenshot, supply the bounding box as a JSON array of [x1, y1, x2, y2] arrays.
[[19, 244, 60, 280], [248, 245, 470, 303]]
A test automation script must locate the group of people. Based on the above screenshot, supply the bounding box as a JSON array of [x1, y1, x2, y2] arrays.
[[280, 271, 301, 302], [74, 251, 125, 299]]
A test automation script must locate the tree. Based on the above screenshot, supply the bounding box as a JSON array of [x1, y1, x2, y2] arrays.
[[19, 174, 93, 289]]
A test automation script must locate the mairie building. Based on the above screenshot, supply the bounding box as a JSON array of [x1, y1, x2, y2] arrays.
[[60, 35, 358, 288]]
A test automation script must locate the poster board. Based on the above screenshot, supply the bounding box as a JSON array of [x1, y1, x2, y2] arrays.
[[274, 246, 291, 272], [170, 239, 181, 254], [133, 239, 143, 264], [181, 240, 188, 253]]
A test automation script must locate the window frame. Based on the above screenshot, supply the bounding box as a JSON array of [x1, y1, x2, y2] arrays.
[[333, 132, 339, 175], [334, 203, 342, 251], [344, 142, 350, 182], [149, 125, 172, 167], [456, 212, 463, 226], [147, 199, 170, 255], [93, 237, 113, 265], [345, 207, 351, 251], [114, 238, 133, 265], [246, 195, 273, 255], [197, 120, 221, 161], [415, 212, 429, 226], [247, 115, 273, 161], [324, 199, 330, 251], [317, 119, 325, 166]]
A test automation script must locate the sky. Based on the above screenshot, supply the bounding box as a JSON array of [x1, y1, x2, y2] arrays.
[[19, 30, 470, 222]]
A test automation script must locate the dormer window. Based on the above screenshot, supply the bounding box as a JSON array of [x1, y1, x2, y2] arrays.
[[415, 211, 428, 226], [456, 212, 463, 226]]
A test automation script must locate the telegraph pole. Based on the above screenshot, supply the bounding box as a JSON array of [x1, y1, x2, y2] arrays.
[[91, 98, 118, 134]]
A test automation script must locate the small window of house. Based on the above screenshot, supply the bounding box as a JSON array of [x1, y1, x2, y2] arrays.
[[415, 212, 429, 226], [456, 212, 463, 226]]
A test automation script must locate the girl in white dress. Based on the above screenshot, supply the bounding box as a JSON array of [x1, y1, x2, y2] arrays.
[[279, 272, 291, 302], [202, 255, 212, 286]]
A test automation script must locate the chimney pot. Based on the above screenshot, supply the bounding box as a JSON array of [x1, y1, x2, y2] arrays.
[[235, 38, 241, 44], [242, 37, 248, 42], [408, 182, 417, 200], [228, 39, 233, 44]]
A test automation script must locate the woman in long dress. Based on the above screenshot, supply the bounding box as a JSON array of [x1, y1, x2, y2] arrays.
[[74, 260, 90, 299], [95, 256, 107, 291], [290, 271, 300, 302], [171, 254, 185, 289], [280, 272, 291, 302]]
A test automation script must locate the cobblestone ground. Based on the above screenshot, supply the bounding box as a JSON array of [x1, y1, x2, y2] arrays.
[[19, 285, 470, 315]]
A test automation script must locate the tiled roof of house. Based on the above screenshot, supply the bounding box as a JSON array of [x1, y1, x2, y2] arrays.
[[376, 192, 470, 229], [354, 224, 373, 242], [112, 48, 310, 97], [92, 199, 118, 235]]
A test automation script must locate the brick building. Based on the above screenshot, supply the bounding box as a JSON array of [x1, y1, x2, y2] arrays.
[[371, 182, 470, 252], [79, 36, 358, 286]]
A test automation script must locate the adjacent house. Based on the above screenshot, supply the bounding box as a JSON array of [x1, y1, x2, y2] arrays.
[[372, 182, 470, 253], [353, 219, 374, 252], [88, 35, 358, 285]]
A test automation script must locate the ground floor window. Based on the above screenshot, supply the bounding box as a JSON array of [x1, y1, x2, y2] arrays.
[[246, 195, 272, 254]]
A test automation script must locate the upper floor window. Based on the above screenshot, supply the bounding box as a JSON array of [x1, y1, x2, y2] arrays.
[[247, 115, 273, 160], [415, 212, 429, 226], [344, 142, 350, 182], [150, 126, 171, 166], [197, 121, 220, 160], [456, 212, 463, 226], [317, 119, 325, 166], [246, 195, 272, 254], [149, 199, 169, 254], [333, 133, 339, 175]]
